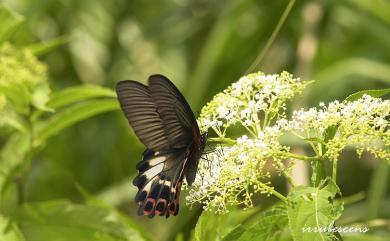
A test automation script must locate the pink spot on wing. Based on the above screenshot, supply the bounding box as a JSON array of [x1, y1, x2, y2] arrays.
[[142, 198, 156, 216]]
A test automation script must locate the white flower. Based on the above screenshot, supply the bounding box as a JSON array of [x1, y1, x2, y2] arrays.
[[287, 95, 389, 161], [189, 70, 389, 214], [198, 71, 308, 136]]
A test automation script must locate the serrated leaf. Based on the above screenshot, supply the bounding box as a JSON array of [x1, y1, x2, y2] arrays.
[[0, 5, 24, 42], [48, 85, 116, 109], [12, 200, 151, 241], [35, 99, 119, 146], [345, 88, 390, 102], [287, 179, 343, 241], [236, 205, 289, 241], [0, 214, 25, 241]]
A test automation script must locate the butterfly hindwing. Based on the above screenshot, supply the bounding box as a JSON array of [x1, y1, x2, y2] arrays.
[[133, 149, 188, 217]]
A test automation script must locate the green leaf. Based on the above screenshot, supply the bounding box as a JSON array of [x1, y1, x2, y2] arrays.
[[0, 214, 25, 241], [174, 233, 184, 241], [345, 88, 390, 102], [343, 233, 390, 241], [0, 132, 30, 199], [31, 83, 53, 112], [236, 205, 289, 241], [221, 225, 246, 241], [193, 209, 256, 241], [310, 159, 326, 188], [35, 99, 119, 146], [0, 82, 31, 115], [0, 5, 24, 42], [12, 200, 151, 241], [27, 36, 70, 56], [287, 179, 344, 241], [0, 108, 28, 133], [323, 125, 338, 143], [48, 85, 116, 109]]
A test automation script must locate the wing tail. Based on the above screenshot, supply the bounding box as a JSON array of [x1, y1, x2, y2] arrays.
[[133, 150, 186, 218]]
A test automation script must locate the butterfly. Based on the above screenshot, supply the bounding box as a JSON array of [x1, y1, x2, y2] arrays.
[[116, 74, 207, 218]]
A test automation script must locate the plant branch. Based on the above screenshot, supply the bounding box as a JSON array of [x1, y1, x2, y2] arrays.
[[286, 153, 320, 162], [332, 159, 338, 183], [259, 183, 287, 202], [208, 137, 236, 145], [16, 105, 35, 205]]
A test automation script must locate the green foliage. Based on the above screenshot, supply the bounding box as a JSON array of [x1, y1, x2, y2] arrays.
[[343, 234, 390, 241], [0, 4, 147, 241], [47, 85, 116, 109], [192, 208, 255, 241], [35, 99, 119, 146], [345, 88, 390, 102], [27, 36, 70, 57], [0, 214, 25, 241], [0, 1, 389, 241], [0, 43, 50, 114], [12, 200, 151, 241], [0, 5, 23, 43], [287, 179, 343, 241], [234, 205, 289, 241], [192, 205, 290, 241]]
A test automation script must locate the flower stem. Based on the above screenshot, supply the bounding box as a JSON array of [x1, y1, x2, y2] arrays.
[[258, 183, 287, 202], [262, 111, 269, 130], [286, 153, 320, 162], [208, 137, 236, 145], [332, 159, 338, 183], [270, 188, 287, 202], [16, 106, 35, 205]]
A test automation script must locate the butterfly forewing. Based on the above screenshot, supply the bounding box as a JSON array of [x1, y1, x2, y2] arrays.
[[116, 81, 169, 150], [149, 75, 200, 147]]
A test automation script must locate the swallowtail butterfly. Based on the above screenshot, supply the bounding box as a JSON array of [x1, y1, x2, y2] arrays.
[[116, 75, 207, 218]]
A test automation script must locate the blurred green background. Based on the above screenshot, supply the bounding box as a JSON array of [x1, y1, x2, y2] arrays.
[[0, 0, 389, 240]]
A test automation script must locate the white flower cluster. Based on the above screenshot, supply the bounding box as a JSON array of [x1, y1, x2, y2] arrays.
[[198, 71, 308, 136], [188, 71, 389, 213], [186, 130, 289, 213], [287, 95, 389, 161]]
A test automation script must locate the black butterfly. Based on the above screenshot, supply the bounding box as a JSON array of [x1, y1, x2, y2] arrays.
[[116, 74, 207, 218]]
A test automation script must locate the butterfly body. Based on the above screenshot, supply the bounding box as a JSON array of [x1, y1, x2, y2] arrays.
[[116, 75, 206, 218]]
